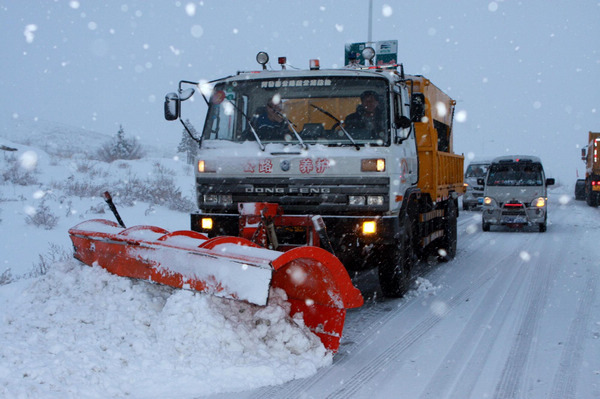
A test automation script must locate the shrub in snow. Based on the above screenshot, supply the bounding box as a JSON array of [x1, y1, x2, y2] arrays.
[[112, 163, 194, 212], [0, 268, 12, 286], [34, 243, 70, 277], [1, 153, 38, 186], [97, 125, 145, 162], [25, 198, 59, 230]]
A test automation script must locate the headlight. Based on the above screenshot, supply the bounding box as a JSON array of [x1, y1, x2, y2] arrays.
[[220, 194, 233, 205], [204, 194, 219, 204], [198, 160, 216, 173], [367, 196, 384, 206], [533, 197, 546, 207], [203, 194, 232, 205], [361, 159, 385, 172], [483, 197, 494, 206], [349, 196, 366, 205]]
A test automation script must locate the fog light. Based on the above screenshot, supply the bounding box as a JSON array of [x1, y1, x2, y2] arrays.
[[201, 218, 213, 230], [362, 221, 376, 235]]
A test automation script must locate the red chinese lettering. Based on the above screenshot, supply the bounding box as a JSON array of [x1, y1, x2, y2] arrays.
[[299, 158, 314, 174], [258, 159, 273, 173]]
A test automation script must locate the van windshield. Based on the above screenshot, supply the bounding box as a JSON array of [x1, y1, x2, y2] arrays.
[[486, 162, 543, 186]]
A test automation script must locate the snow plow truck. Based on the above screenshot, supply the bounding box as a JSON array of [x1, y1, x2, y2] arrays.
[[165, 45, 464, 295], [581, 131, 600, 207], [69, 44, 464, 353]]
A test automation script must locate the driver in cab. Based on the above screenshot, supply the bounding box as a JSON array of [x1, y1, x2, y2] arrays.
[[344, 90, 385, 139]]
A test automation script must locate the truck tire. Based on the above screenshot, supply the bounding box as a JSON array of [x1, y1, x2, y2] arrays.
[[377, 215, 415, 297], [439, 199, 457, 261], [482, 220, 490, 232]]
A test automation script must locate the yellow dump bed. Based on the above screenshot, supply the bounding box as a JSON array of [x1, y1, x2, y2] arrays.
[[409, 75, 465, 202], [587, 132, 600, 175]]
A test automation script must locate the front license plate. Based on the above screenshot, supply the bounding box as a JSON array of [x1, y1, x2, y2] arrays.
[[503, 216, 527, 224]]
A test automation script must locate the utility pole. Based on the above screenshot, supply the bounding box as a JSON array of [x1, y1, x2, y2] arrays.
[[368, 0, 373, 43]]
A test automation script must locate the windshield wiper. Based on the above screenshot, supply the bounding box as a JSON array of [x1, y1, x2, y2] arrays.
[[310, 104, 360, 151], [270, 107, 308, 151], [225, 100, 266, 151]]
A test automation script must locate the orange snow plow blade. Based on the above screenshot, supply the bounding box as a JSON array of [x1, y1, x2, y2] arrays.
[[68, 219, 363, 352]]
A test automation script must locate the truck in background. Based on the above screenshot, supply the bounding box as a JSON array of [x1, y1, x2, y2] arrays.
[[164, 44, 464, 297], [462, 160, 491, 210], [580, 131, 600, 207]]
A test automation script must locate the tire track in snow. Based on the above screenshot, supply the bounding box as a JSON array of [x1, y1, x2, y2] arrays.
[[322, 247, 526, 399], [492, 235, 560, 399], [418, 249, 532, 399], [548, 271, 598, 399], [250, 215, 521, 399]]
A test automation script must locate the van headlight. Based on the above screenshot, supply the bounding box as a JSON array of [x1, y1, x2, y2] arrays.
[[533, 197, 546, 207], [483, 197, 497, 207]]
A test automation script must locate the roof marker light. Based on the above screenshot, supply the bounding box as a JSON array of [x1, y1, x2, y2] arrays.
[[278, 57, 287, 70]]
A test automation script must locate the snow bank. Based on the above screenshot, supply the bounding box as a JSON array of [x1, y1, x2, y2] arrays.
[[0, 261, 332, 398]]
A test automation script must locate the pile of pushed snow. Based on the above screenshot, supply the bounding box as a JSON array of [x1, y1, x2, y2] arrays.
[[0, 261, 332, 398]]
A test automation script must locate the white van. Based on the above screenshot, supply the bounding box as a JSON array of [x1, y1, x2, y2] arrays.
[[480, 155, 555, 232]]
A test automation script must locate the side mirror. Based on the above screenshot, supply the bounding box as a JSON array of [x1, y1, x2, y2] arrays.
[[546, 178, 555, 186], [410, 93, 426, 122], [179, 88, 195, 101], [477, 178, 485, 186], [395, 115, 411, 129], [581, 148, 587, 161], [164, 92, 180, 121]]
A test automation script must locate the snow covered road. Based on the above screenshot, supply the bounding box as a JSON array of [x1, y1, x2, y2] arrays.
[[216, 190, 600, 399]]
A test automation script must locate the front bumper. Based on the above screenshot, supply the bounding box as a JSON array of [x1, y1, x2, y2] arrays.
[[482, 206, 546, 225], [191, 212, 400, 249]]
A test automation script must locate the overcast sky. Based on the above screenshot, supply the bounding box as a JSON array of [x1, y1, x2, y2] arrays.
[[1, 1, 599, 182]]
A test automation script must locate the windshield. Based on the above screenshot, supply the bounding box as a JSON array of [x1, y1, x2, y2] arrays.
[[465, 163, 489, 178], [486, 162, 544, 186], [202, 77, 390, 146]]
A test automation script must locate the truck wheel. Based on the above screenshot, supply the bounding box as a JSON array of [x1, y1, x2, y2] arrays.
[[482, 220, 490, 232], [539, 222, 547, 232], [439, 199, 457, 261], [377, 215, 415, 297]]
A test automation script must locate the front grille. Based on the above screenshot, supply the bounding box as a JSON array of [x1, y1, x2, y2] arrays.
[[196, 176, 389, 214], [501, 202, 526, 216]]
